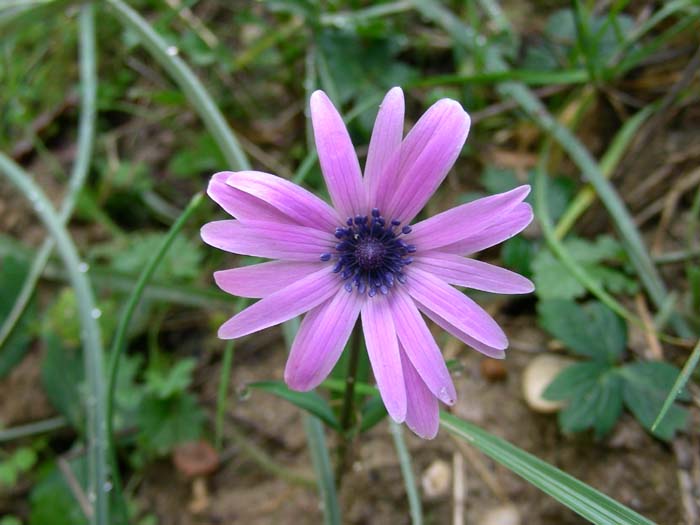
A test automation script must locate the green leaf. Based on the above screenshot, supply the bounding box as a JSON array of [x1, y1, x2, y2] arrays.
[[92, 233, 203, 282], [40, 334, 84, 429], [358, 394, 387, 433], [249, 381, 340, 431], [440, 412, 655, 525], [543, 361, 612, 400], [144, 358, 197, 399], [532, 236, 637, 301], [137, 393, 205, 455], [29, 458, 87, 525], [620, 361, 688, 441], [538, 300, 626, 361], [543, 361, 623, 438], [501, 237, 536, 278], [652, 339, 700, 432], [0, 256, 35, 377], [559, 371, 623, 438]]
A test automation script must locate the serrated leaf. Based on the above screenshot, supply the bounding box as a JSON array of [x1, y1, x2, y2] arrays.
[[558, 371, 623, 438], [620, 362, 688, 440], [543, 361, 612, 401], [249, 381, 340, 431], [538, 300, 626, 361], [144, 358, 196, 399], [92, 233, 202, 282], [532, 236, 637, 301], [0, 256, 36, 377]]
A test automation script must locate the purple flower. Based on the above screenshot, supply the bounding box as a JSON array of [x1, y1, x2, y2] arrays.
[[201, 88, 533, 439]]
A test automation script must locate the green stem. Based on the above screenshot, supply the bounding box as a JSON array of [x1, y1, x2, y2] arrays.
[[104, 0, 250, 171], [215, 340, 235, 451], [304, 416, 342, 525], [0, 148, 108, 525], [0, 0, 97, 351], [105, 192, 203, 510], [0, 416, 67, 443], [335, 322, 362, 486], [389, 421, 423, 525]]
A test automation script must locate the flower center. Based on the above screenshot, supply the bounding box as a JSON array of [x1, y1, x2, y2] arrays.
[[319, 208, 415, 296]]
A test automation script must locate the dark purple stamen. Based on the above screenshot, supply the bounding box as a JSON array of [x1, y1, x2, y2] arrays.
[[320, 209, 415, 296]]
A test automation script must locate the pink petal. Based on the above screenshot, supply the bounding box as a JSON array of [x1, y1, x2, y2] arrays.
[[365, 87, 404, 211], [214, 261, 322, 298], [400, 345, 439, 440], [226, 171, 340, 232], [441, 202, 534, 255], [413, 253, 534, 294], [382, 99, 471, 223], [201, 219, 335, 261], [310, 90, 366, 218], [418, 302, 506, 359], [405, 266, 508, 350], [361, 295, 406, 422], [284, 288, 362, 391], [406, 186, 530, 251], [391, 289, 456, 405], [207, 172, 288, 223], [217, 267, 339, 339]]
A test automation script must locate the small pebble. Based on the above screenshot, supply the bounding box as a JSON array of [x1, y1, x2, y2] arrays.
[[522, 354, 574, 413], [480, 358, 508, 381], [479, 504, 521, 525], [421, 459, 451, 499]]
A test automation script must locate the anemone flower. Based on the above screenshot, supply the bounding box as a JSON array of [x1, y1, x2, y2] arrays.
[[201, 87, 533, 439]]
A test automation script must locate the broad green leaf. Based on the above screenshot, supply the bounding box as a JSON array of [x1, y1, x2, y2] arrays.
[[544, 361, 623, 438], [0, 256, 35, 377], [249, 381, 340, 431], [620, 361, 688, 441], [543, 361, 612, 400], [558, 371, 623, 438], [440, 412, 655, 525], [532, 236, 637, 300], [538, 300, 626, 361]]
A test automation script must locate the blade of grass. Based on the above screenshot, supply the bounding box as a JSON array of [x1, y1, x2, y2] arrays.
[[652, 338, 700, 432], [283, 320, 341, 524], [440, 412, 655, 525], [407, 69, 589, 88], [0, 416, 67, 443], [215, 339, 235, 451], [389, 421, 423, 525], [105, 192, 204, 489], [535, 142, 688, 346], [104, 0, 250, 170], [554, 104, 656, 239], [0, 1, 97, 352], [413, 0, 693, 338], [304, 416, 342, 525], [0, 144, 109, 525]]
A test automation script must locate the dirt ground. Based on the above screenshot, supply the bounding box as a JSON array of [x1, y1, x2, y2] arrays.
[[126, 311, 689, 525]]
